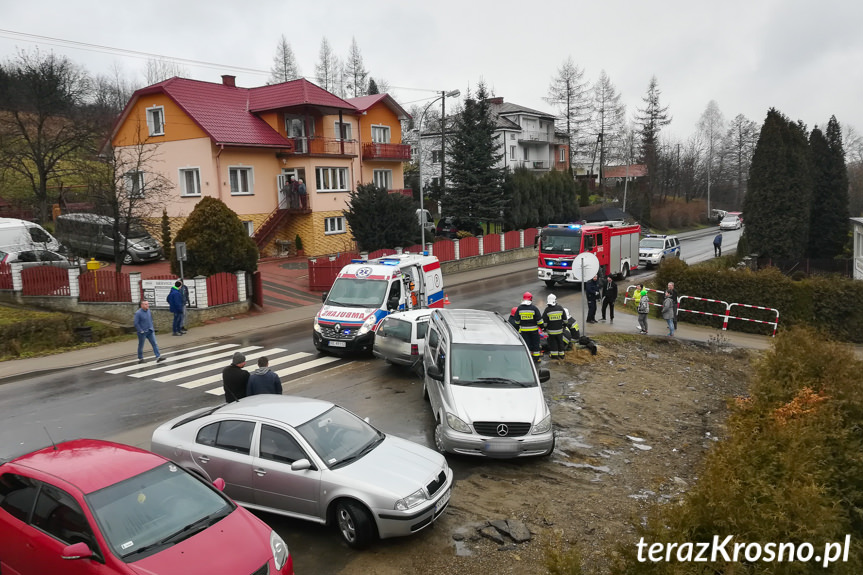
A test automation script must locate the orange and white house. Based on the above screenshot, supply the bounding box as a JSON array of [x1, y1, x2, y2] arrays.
[[111, 75, 411, 257]]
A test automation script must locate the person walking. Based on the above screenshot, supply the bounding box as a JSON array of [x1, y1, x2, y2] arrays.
[[600, 275, 618, 323], [713, 230, 723, 257], [167, 280, 185, 336], [542, 294, 567, 360], [585, 274, 601, 323], [515, 292, 545, 363], [661, 290, 676, 336], [667, 281, 679, 330], [247, 356, 283, 396], [134, 300, 164, 364], [222, 352, 249, 403], [637, 288, 650, 334]]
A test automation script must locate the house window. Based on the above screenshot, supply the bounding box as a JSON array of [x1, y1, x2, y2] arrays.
[[510, 133, 515, 140], [146, 106, 164, 136], [431, 150, 442, 163], [523, 148, 529, 161], [334, 121, 352, 141], [242, 221, 254, 236], [431, 177, 440, 188], [371, 125, 391, 144], [324, 216, 346, 234], [510, 146, 516, 160], [179, 168, 201, 196], [373, 169, 392, 190], [229, 167, 254, 195], [125, 171, 145, 197], [316, 167, 349, 192], [560, 148, 567, 162]]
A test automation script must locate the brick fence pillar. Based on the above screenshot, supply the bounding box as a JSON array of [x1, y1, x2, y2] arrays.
[[235, 271, 247, 301], [67, 267, 80, 298], [194, 276, 208, 308], [11, 263, 22, 291], [454, 239, 460, 260], [129, 272, 141, 303]]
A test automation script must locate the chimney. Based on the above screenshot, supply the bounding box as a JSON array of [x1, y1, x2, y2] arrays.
[[487, 97, 504, 105], [221, 75, 236, 87]]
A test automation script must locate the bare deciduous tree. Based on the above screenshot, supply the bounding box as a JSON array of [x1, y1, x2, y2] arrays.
[[144, 58, 188, 85], [544, 57, 591, 172], [697, 100, 725, 216], [314, 37, 341, 94], [724, 113, 758, 208], [588, 70, 626, 191], [343, 37, 369, 98], [268, 35, 301, 84]]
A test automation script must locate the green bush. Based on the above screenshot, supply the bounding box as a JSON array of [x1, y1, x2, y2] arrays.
[[0, 307, 83, 358], [170, 197, 258, 276]]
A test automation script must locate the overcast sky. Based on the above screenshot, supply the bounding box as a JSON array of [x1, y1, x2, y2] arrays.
[[2, 0, 862, 141]]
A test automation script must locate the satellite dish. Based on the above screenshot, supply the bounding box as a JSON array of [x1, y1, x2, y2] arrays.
[[570, 252, 600, 281]]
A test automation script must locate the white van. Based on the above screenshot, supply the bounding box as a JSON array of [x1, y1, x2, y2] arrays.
[[0, 218, 61, 254]]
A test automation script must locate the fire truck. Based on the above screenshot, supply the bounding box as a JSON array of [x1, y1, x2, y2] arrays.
[[537, 221, 641, 287]]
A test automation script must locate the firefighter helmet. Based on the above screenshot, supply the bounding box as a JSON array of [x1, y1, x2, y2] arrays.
[[523, 292, 533, 301], [510, 306, 518, 317], [547, 294, 557, 305]]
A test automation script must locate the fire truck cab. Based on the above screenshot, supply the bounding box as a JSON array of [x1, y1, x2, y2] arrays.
[[537, 221, 641, 287]]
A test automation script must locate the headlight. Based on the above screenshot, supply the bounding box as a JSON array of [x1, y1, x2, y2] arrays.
[[445, 412, 471, 433], [356, 315, 377, 335], [533, 414, 552, 435], [270, 530, 289, 570], [395, 488, 428, 511], [313, 317, 321, 333]]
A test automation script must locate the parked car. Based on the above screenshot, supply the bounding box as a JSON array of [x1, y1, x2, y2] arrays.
[[151, 395, 453, 549], [0, 217, 62, 254], [0, 439, 293, 575], [638, 234, 681, 268], [54, 213, 163, 265], [422, 308, 555, 458], [719, 215, 743, 230], [372, 309, 430, 367]]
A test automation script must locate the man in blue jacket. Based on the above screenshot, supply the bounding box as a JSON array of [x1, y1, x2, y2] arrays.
[[134, 300, 164, 364], [247, 357, 283, 396], [167, 280, 185, 336]]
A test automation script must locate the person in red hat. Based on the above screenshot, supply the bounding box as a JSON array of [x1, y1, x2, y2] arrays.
[[515, 292, 544, 363]]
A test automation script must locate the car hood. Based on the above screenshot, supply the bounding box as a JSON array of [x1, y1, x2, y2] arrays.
[[128, 236, 160, 248], [450, 385, 545, 424], [340, 435, 445, 495], [128, 508, 275, 575]]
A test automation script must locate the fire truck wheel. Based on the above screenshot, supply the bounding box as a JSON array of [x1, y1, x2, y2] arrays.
[[544, 280, 556, 288], [618, 263, 630, 280]]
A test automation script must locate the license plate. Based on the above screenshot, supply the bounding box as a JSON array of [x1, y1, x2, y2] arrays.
[[483, 440, 518, 453], [328, 340, 346, 348], [434, 488, 451, 513]]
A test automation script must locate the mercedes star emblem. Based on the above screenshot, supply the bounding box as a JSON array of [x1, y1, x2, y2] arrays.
[[496, 424, 509, 436]]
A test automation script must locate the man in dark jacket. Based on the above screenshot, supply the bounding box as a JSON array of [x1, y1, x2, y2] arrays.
[[515, 292, 545, 363], [247, 356, 283, 396], [167, 280, 184, 336], [667, 281, 679, 329], [542, 294, 567, 360], [600, 275, 619, 323], [585, 274, 601, 323], [222, 351, 249, 403]]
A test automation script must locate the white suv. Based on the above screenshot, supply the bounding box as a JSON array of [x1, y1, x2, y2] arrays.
[[638, 234, 681, 268]]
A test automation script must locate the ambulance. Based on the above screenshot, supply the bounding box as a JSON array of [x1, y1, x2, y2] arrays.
[[313, 253, 444, 354]]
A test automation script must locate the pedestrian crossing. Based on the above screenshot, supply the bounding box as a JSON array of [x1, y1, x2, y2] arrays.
[[90, 341, 348, 397]]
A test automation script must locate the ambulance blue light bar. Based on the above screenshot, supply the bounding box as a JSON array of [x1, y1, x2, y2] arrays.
[[378, 259, 400, 266], [351, 259, 367, 264]]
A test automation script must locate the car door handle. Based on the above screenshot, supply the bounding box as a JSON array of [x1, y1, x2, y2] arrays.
[[197, 455, 209, 463], [254, 468, 267, 476]]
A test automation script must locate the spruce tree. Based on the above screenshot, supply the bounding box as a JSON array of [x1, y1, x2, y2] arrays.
[[807, 116, 849, 257], [444, 83, 505, 231], [344, 184, 417, 251], [161, 208, 171, 254]]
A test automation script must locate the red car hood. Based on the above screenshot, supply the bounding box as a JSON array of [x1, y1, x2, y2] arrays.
[[128, 508, 276, 575]]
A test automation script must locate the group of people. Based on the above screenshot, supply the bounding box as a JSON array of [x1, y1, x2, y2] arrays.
[[584, 273, 618, 324], [285, 176, 307, 209], [222, 352, 283, 402], [633, 281, 679, 337], [509, 291, 580, 362]]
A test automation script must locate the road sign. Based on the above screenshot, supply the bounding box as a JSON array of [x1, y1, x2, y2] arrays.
[[175, 242, 187, 262], [570, 252, 600, 281]]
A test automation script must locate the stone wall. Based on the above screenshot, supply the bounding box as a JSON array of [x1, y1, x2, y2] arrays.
[[439, 247, 536, 275]]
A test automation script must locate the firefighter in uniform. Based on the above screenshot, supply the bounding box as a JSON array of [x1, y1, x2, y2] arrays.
[[542, 294, 568, 360], [515, 292, 544, 363]]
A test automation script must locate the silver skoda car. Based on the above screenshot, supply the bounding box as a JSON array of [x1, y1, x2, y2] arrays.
[[151, 395, 452, 549]]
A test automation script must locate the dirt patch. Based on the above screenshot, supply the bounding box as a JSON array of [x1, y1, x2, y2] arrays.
[[340, 334, 756, 575]]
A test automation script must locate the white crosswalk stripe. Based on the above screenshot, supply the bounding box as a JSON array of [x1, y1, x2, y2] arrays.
[[91, 343, 351, 396]]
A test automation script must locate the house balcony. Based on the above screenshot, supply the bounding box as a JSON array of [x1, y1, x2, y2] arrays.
[[279, 137, 358, 158], [362, 142, 412, 161], [512, 160, 549, 171], [517, 129, 552, 143]]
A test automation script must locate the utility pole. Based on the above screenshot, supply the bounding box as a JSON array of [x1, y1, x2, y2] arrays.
[[440, 90, 447, 205]]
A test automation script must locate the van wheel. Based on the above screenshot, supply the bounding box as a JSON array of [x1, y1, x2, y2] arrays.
[[544, 280, 556, 288], [122, 252, 133, 265], [434, 423, 448, 453]]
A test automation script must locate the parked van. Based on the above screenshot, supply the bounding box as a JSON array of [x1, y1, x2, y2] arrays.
[[422, 308, 555, 458], [54, 213, 163, 264], [0, 218, 61, 254]]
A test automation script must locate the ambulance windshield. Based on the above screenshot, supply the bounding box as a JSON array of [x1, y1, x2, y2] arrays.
[[325, 278, 388, 308], [540, 229, 582, 254]]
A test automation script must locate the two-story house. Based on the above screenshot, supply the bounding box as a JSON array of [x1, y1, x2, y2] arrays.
[[418, 96, 569, 192], [110, 75, 410, 258]]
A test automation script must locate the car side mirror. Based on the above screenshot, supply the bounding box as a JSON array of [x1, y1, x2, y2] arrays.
[[321, 291, 329, 303], [61, 542, 93, 561], [427, 364, 443, 381], [538, 368, 551, 383], [213, 478, 226, 491], [291, 458, 311, 472]]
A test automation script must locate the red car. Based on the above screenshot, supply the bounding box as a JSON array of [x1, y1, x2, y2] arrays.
[[0, 439, 293, 575]]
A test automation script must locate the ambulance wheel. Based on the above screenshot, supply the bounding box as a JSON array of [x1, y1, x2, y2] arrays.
[[545, 280, 556, 288]]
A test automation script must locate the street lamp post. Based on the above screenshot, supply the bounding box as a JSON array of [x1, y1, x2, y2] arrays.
[[417, 89, 460, 249]]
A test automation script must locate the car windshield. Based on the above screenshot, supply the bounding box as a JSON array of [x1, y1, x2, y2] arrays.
[[86, 463, 232, 561], [296, 406, 383, 469], [325, 278, 388, 308], [540, 231, 581, 254], [449, 343, 537, 387], [640, 239, 664, 249]]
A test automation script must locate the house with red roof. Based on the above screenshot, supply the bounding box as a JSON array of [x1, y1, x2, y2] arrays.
[[111, 75, 411, 257]]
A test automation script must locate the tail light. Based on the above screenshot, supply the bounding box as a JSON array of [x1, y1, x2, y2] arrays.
[[411, 344, 418, 356]]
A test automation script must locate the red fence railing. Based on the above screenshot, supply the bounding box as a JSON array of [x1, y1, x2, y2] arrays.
[[79, 270, 131, 302], [206, 272, 239, 306], [0, 263, 11, 290], [368, 248, 397, 260], [433, 240, 455, 262], [504, 231, 520, 250], [21, 266, 70, 296], [459, 237, 480, 258], [524, 227, 537, 248], [308, 252, 360, 292], [483, 234, 501, 254], [404, 244, 424, 254]]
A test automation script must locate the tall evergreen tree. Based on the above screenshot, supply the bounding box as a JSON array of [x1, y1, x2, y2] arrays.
[[367, 78, 379, 95], [588, 70, 626, 191], [544, 57, 591, 172], [344, 183, 417, 251], [268, 35, 300, 84], [343, 37, 369, 98], [444, 83, 506, 230], [744, 109, 813, 258], [724, 113, 759, 208], [634, 75, 672, 215], [807, 116, 850, 257]]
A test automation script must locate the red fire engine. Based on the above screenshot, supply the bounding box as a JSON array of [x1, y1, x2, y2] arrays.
[[537, 221, 641, 287]]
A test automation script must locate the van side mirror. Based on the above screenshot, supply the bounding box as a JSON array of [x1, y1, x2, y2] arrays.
[[427, 364, 443, 381], [321, 291, 329, 303], [538, 368, 551, 383]]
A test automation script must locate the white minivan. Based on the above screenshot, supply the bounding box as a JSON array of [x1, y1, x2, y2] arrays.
[[0, 218, 62, 254]]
